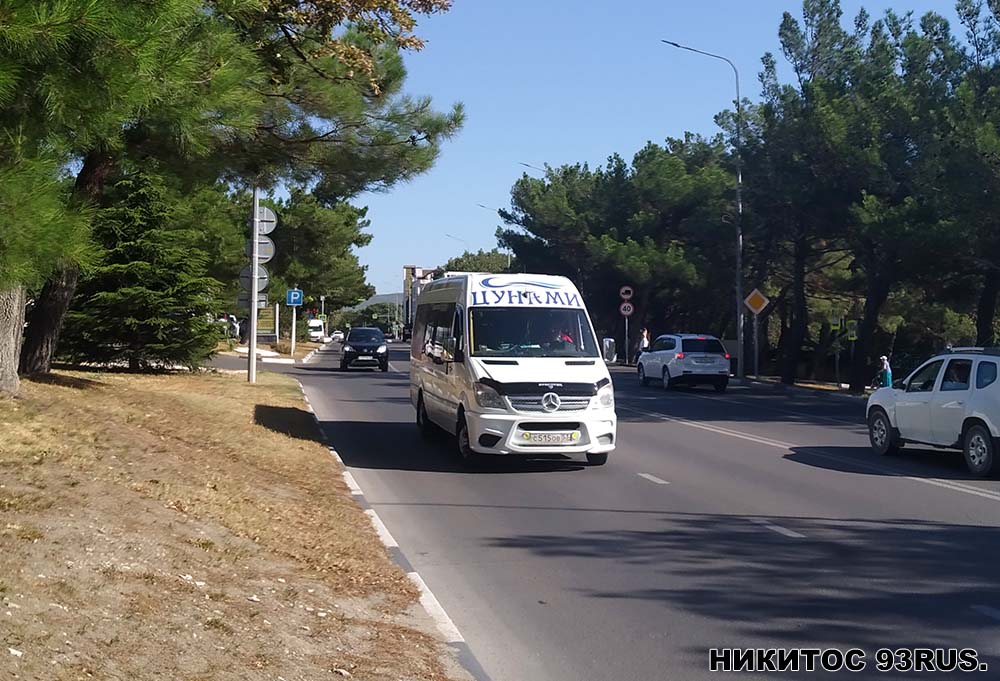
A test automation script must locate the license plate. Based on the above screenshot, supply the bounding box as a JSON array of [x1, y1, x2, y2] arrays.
[[524, 432, 579, 444], [358, 355, 373, 360], [694, 357, 715, 364]]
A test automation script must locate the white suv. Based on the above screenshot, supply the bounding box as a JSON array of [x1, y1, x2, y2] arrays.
[[866, 348, 1000, 477], [637, 334, 731, 392]]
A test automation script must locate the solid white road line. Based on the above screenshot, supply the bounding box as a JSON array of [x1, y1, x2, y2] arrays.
[[388, 362, 401, 372], [749, 517, 806, 539], [622, 405, 1000, 504], [971, 605, 1000, 622], [408, 572, 465, 643], [342, 471, 363, 495], [364, 509, 399, 548], [637, 472, 670, 485]]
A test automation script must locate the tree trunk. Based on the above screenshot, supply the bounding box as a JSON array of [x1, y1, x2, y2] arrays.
[[0, 286, 26, 396], [18, 150, 115, 374], [975, 268, 999, 347], [849, 275, 891, 393], [780, 237, 808, 385], [19, 265, 80, 374]]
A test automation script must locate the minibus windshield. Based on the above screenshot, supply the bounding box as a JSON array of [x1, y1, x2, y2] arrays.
[[470, 307, 598, 358]]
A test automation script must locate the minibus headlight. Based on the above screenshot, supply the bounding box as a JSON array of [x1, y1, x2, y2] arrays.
[[474, 382, 505, 409], [596, 384, 614, 408]]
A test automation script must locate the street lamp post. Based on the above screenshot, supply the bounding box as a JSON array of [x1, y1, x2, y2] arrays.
[[661, 39, 745, 380]]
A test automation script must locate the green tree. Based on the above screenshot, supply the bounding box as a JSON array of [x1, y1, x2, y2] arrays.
[[437, 248, 512, 276], [60, 175, 222, 370], [268, 189, 375, 310]]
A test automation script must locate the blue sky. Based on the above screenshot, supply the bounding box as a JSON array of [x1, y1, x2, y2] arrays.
[[357, 0, 960, 293]]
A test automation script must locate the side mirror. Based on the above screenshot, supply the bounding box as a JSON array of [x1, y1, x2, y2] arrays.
[[892, 379, 905, 390], [602, 337, 617, 364]]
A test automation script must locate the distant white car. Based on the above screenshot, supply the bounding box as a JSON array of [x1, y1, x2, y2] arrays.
[[331, 330, 345, 343], [637, 334, 731, 392], [866, 347, 999, 477], [307, 319, 325, 342]]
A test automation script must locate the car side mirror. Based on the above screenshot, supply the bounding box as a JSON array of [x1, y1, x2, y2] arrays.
[[602, 337, 617, 364], [892, 379, 905, 389]]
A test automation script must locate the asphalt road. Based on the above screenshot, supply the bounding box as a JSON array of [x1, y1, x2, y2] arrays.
[[267, 345, 999, 680]]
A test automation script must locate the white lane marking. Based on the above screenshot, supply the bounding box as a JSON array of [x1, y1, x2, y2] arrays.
[[622, 406, 1000, 504], [407, 572, 465, 643], [749, 517, 806, 538], [637, 472, 670, 485], [364, 509, 399, 548], [388, 362, 401, 372], [261, 357, 295, 364], [971, 605, 1000, 622], [342, 471, 363, 495]]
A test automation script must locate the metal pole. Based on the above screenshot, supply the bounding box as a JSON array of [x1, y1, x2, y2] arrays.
[[661, 40, 744, 380], [248, 186, 260, 383], [624, 315, 629, 366], [275, 303, 279, 344], [291, 304, 297, 356], [753, 313, 759, 379], [835, 343, 841, 387]]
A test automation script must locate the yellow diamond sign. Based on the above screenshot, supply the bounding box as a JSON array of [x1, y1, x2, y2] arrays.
[[744, 289, 769, 315]]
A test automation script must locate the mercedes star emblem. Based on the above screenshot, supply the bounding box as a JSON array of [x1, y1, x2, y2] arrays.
[[541, 392, 561, 412]]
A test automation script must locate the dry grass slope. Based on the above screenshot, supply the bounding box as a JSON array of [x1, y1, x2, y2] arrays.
[[0, 370, 468, 681]]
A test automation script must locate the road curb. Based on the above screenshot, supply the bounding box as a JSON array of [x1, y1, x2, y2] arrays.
[[294, 380, 492, 681], [742, 378, 868, 403], [299, 341, 333, 365]]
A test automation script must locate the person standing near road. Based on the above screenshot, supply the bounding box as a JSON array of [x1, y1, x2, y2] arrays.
[[636, 327, 650, 364], [879, 355, 892, 388]]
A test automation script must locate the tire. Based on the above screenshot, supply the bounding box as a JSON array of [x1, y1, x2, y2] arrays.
[[416, 393, 435, 439], [456, 414, 479, 465], [587, 452, 608, 466], [339, 361, 348, 371], [963, 423, 996, 478], [867, 408, 899, 456], [381, 363, 389, 373], [714, 380, 728, 393], [661, 368, 672, 390], [638, 364, 649, 387]]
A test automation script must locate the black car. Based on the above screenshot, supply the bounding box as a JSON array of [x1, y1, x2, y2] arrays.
[[340, 327, 389, 371]]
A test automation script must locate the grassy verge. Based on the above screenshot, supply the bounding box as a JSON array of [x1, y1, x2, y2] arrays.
[[0, 370, 468, 680]]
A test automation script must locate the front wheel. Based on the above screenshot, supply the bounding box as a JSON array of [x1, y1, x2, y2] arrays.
[[587, 452, 608, 466], [638, 364, 649, 387], [380, 363, 389, 373], [868, 408, 899, 456], [456, 414, 480, 465], [964, 424, 996, 478], [661, 369, 672, 390]]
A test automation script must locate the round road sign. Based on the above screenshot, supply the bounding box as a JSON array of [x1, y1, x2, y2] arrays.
[[619, 285, 634, 300], [245, 235, 275, 264], [239, 264, 269, 292], [249, 206, 278, 235], [619, 301, 635, 317]]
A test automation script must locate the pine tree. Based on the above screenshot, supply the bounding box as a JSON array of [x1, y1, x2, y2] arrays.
[[61, 175, 222, 371]]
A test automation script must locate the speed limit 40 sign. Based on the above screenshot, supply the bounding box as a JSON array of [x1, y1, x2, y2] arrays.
[[619, 301, 635, 317]]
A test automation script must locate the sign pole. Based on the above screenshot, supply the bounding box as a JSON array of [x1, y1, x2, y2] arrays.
[[835, 343, 841, 387], [291, 304, 297, 356], [275, 303, 279, 344], [624, 315, 629, 365], [753, 313, 759, 378], [248, 186, 260, 384]]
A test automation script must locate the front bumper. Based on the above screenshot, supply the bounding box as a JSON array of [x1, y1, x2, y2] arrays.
[[465, 408, 617, 455], [342, 352, 387, 367]]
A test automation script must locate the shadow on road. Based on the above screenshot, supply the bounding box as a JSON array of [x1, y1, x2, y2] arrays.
[[319, 418, 588, 474], [486, 510, 1000, 651], [786, 445, 981, 481], [254, 405, 322, 442]]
